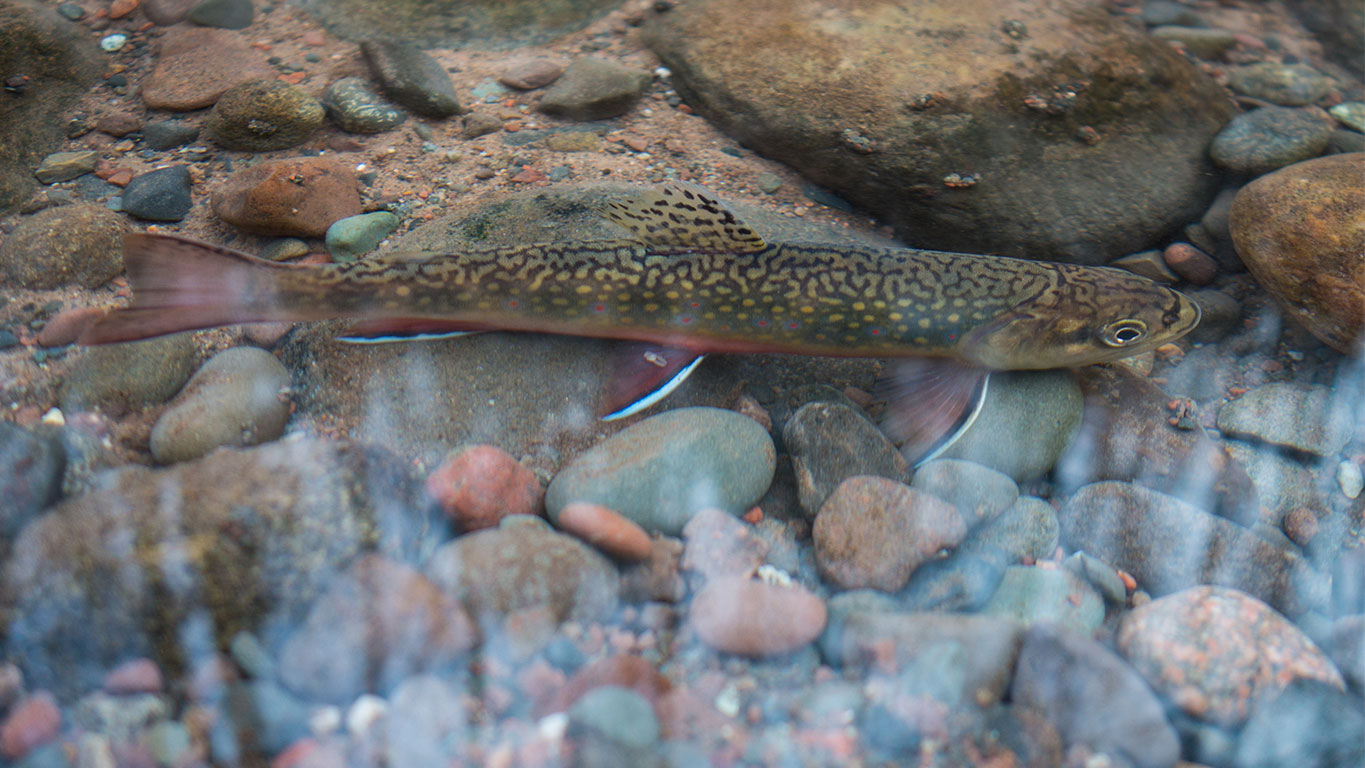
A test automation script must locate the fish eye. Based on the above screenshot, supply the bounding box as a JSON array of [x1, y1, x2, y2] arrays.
[[1099, 319, 1147, 347]]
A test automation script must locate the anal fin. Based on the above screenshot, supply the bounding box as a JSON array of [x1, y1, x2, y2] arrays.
[[601, 343, 706, 421], [874, 358, 990, 467], [337, 318, 488, 343]]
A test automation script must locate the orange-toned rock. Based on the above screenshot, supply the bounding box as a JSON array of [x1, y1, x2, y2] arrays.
[[425, 445, 544, 531], [557, 502, 652, 562], [142, 27, 274, 111], [690, 576, 827, 657], [211, 157, 361, 237], [0, 692, 60, 761], [1230, 153, 1365, 353]]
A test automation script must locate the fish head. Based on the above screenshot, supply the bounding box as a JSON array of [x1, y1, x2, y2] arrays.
[[959, 265, 1201, 370]]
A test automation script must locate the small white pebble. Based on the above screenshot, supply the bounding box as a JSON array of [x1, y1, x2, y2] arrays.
[[40, 407, 64, 426], [309, 705, 342, 737], [345, 694, 388, 735], [100, 33, 127, 52], [756, 564, 793, 587], [1338, 460, 1364, 500], [536, 712, 568, 742], [654, 66, 672, 79], [714, 682, 741, 718]]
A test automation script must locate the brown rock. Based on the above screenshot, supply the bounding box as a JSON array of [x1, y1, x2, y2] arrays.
[[534, 654, 671, 717], [556, 502, 652, 562], [425, 445, 545, 532], [103, 658, 163, 694], [142, 0, 197, 26], [680, 506, 768, 580], [0, 204, 127, 289], [142, 27, 274, 111], [1230, 153, 1365, 353], [690, 575, 826, 657], [0, 692, 60, 761], [1282, 506, 1319, 546], [211, 157, 361, 237], [619, 536, 685, 603], [499, 58, 566, 90], [96, 110, 142, 137], [813, 476, 966, 592], [1162, 242, 1218, 286]]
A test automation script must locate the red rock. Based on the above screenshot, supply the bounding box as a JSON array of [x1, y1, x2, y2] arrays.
[[0, 692, 61, 761], [813, 476, 966, 591], [37, 306, 107, 347], [301, 30, 326, 46], [96, 110, 142, 137], [109, 0, 139, 19], [510, 167, 548, 183], [103, 658, 163, 694], [1162, 242, 1217, 286], [534, 654, 671, 717], [211, 157, 361, 237], [425, 445, 544, 531], [681, 507, 768, 580], [142, 27, 275, 111], [556, 502, 652, 561], [107, 168, 134, 187], [499, 59, 566, 90], [690, 576, 827, 657]]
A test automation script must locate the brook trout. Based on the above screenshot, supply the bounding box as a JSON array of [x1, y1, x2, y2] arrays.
[[81, 184, 1199, 456]]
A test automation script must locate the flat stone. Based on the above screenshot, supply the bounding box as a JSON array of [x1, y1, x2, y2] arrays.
[[360, 41, 462, 118], [1149, 25, 1239, 58], [910, 458, 1019, 526], [1210, 106, 1334, 177], [325, 211, 400, 261], [782, 400, 907, 516], [537, 58, 651, 121], [935, 370, 1083, 482], [322, 77, 406, 134], [1227, 62, 1333, 107], [141, 27, 273, 111], [33, 150, 97, 183], [140, 120, 200, 150], [1217, 382, 1354, 457], [690, 576, 827, 657], [186, 0, 253, 29]]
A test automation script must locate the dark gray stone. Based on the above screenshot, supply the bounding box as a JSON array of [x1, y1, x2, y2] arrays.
[[141, 120, 200, 150], [187, 0, 253, 30], [782, 400, 907, 516], [121, 165, 192, 222], [0, 423, 65, 536], [361, 41, 462, 118], [1210, 106, 1334, 177], [538, 58, 651, 122]]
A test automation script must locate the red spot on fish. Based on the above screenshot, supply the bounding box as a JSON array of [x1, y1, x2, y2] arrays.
[[595, 304, 605, 312], [508, 300, 519, 309], [690, 302, 700, 308], [788, 321, 798, 330], [757, 320, 768, 327], [870, 328, 880, 336], [947, 333, 957, 341], [681, 316, 692, 324]]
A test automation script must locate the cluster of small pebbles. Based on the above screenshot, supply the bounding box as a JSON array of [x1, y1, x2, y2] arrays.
[[0, 0, 1362, 767]]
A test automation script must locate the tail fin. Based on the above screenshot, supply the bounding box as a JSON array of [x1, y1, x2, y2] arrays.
[[79, 233, 306, 345]]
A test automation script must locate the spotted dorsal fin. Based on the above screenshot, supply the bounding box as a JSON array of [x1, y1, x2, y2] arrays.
[[600, 183, 767, 253]]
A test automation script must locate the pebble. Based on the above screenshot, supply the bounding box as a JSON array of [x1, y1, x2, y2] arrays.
[[1110, 249, 1178, 283], [1337, 460, 1364, 499], [1229, 152, 1365, 352], [1332, 127, 1365, 153], [140, 120, 200, 150], [0, 692, 61, 761], [813, 476, 965, 591], [546, 407, 775, 536], [99, 33, 127, 52], [120, 165, 192, 222], [935, 370, 1083, 482], [689, 575, 826, 657], [149, 347, 291, 464], [1149, 25, 1238, 58], [360, 41, 462, 118], [566, 686, 660, 750], [425, 515, 619, 625], [499, 58, 566, 90], [1234, 678, 1365, 768], [537, 58, 652, 121], [543, 131, 600, 152], [206, 78, 325, 151], [142, 0, 196, 25], [555, 502, 653, 562], [982, 565, 1104, 634], [322, 77, 406, 134], [910, 458, 1019, 527], [141, 27, 274, 111], [1162, 241, 1217, 285], [33, 150, 98, 183], [102, 659, 162, 695], [1209, 106, 1333, 176], [1216, 382, 1353, 457], [94, 111, 140, 138], [0, 423, 64, 535], [278, 555, 477, 704], [186, 0, 253, 29], [71, 692, 168, 744], [1059, 481, 1326, 617], [212, 156, 361, 237], [1140, 1, 1203, 27], [1226, 62, 1333, 107], [1329, 102, 1365, 132], [56, 2, 85, 20], [1062, 550, 1128, 604], [325, 211, 400, 261], [782, 400, 908, 516], [1187, 288, 1241, 343], [145, 721, 191, 767], [424, 444, 544, 531], [217, 681, 312, 756], [229, 631, 274, 680], [1118, 586, 1344, 727], [75, 733, 114, 768], [680, 506, 769, 580], [0, 204, 127, 289], [460, 111, 502, 139], [1281, 505, 1318, 547], [1010, 625, 1180, 768]]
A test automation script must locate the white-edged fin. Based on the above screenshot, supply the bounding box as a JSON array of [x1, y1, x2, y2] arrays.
[[601, 343, 707, 421], [874, 358, 990, 467], [337, 317, 488, 343], [599, 183, 768, 253]]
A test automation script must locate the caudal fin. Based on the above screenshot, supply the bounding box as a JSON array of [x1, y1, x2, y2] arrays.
[[79, 233, 304, 345]]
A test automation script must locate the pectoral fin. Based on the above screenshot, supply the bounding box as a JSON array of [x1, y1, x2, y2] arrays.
[[601, 343, 706, 421], [875, 358, 990, 466], [599, 183, 767, 253]]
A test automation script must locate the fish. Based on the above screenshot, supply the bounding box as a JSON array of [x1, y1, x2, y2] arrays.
[[79, 183, 1200, 461]]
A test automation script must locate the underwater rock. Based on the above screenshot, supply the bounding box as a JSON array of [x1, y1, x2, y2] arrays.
[[295, 0, 620, 48], [644, 0, 1233, 265], [0, 204, 127, 289], [205, 78, 325, 151], [537, 58, 651, 122], [782, 400, 907, 516], [425, 444, 544, 532], [1233, 678, 1365, 768], [0, 423, 65, 537], [60, 335, 199, 416], [360, 41, 462, 118], [1209, 106, 1334, 177], [933, 370, 1083, 482], [689, 575, 827, 657], [322, 76, 406, 133], [325, 211, 400, 261], [981, 565, 1103, 634], [1117, 585, 1344, 727], [212, 156, 361, 237], [910, 459, 1019, 527], [141, 27, 273, 111], [1, 438, 418, 695], [1226, 62, 1332, 107], [149, 346, 292, 464], [1230, 153, 1365, 353], [120, 165, 193, 223], [1217, 382, 1354, 458], [555, 502, 652, 562]]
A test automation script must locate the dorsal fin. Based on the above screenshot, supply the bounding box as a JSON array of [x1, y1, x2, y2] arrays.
[[599, 183, 768, 253]]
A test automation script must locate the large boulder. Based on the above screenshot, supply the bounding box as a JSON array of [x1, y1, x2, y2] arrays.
[[644, 0, 1234, 265]]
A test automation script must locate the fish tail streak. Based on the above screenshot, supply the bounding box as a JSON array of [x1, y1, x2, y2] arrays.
[[79, 233, 302, 345]]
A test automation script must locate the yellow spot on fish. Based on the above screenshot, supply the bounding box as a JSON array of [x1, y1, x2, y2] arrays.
[[742, 298, 755, 307], [947, 313, 960, 323], [918, 318, 931, 328], [644, 303, 659, 312], [914, 335, 926, 343], [828, 314, 844, 323], [863, 315, 875, 323], [477, 301, 491, 310], [852, 302, 865, 311], [800, 306, 814, 314], [704, 312, 716, 320], [395, 286, 411, 297], [576, 285, 593, 294], [551, 298, 569, 306], [889, 312, 902, 321]]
